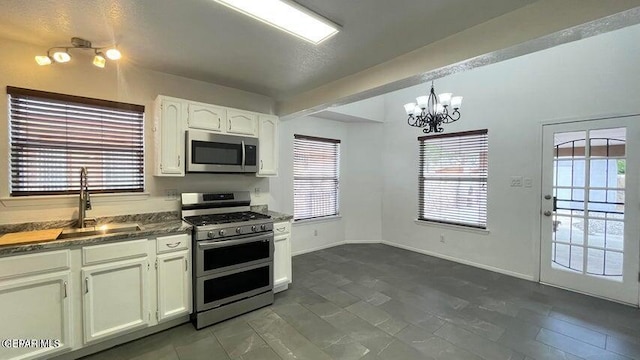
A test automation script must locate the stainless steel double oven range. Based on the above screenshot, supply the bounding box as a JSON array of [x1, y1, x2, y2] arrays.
[[181, 192, 274, 329]]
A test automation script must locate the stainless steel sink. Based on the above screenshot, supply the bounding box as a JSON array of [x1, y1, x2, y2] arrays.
[[58, 223, 142, 239]]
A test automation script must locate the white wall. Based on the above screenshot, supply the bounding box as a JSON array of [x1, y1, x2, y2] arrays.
[[0, 37, 275, 224], [380, 23, 640, 279]]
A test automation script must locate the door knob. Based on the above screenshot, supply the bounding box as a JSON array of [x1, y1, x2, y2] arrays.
[[544, 195, 552, 200], [543, 210, 552, 216]]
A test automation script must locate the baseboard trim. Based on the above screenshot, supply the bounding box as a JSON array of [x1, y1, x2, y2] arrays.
[[344, 240, 382, 244], [381, 241, 535, 281], [292, 241, 345, 256]]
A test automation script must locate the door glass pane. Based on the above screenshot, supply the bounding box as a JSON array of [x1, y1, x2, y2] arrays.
[[589, 128, 625, 157], [587, 248, 605, 275], [570, 246, 584, 271], [604, 251, 623, 277]]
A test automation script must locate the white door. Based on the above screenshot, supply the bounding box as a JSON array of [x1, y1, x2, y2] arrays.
[[157, 250, 191, 321], [540, 116, 640, 305], [82, 258, 150, 343], [0, 272, 72, 360]]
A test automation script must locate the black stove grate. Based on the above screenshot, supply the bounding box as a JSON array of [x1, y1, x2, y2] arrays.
[[184, 211, 271, 227]]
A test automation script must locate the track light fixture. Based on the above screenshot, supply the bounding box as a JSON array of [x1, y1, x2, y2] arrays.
[[35, 37, 122, 68]]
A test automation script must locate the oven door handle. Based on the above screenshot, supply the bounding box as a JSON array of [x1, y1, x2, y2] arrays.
[[241, 140, 246, 170], [197, 233, 272, 249]]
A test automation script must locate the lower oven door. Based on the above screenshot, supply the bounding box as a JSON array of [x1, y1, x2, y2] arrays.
[[196, 262, 273, 312], [196, 232, 273, 277]]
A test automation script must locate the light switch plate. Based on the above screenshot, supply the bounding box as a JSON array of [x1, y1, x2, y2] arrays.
[[524, 177, 533, 188]]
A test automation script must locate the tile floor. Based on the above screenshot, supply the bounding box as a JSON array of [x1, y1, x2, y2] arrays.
[[82, 244, 640, 360]]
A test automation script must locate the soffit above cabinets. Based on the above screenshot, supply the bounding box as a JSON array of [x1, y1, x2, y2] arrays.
[[0, 0, 536, 99]]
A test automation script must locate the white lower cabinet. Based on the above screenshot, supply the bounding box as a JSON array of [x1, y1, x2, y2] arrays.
[[82, 257, 150, 344], [156, 250, 191, 321], [0, 272, 72, 360], [273, 221, 292, 293]]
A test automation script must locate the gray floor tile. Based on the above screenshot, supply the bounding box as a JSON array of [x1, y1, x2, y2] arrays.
[[517, 308, 607, 348], [536, 329, 631, 359], [129, 344, 179, 360], [310, 284, 361, 308], [213, 321, 269, 358], [345, 301, 408, 335], [434, 322, 525, 360], [248, 311, 333, 360], [606, 335, 640, 360], [376, 339, 428, 360], [174, 335, 230, 360], [340, 282, 391, 306]]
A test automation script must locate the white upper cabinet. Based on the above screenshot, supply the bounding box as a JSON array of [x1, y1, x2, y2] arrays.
[[154, 95, 277, 177], [258, 115, 278, 176], [154, 96, 187, 176], [187, 102, 226, 132], [227, 109, 258, 136]]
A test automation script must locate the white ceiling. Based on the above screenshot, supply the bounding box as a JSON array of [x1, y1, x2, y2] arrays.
[[0, 0, 537, 100]]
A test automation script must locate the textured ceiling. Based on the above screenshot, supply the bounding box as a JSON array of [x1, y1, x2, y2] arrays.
[[0, 0, 537, 100]]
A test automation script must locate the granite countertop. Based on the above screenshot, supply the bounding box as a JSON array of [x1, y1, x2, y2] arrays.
[[250, 205, 293, 222], [0, 208, 292, 256], [0, 212, 192, 256]]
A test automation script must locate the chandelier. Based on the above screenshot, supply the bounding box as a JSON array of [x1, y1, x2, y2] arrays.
[[403, 82, 463, 134], [35, 37, 122, 68]]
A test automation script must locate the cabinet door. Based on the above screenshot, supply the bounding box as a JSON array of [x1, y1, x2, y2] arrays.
[[82, 258, 150, 344], [227, 109, 257, 136], [188, 103, 226, 132], [273, 233, 291, 293], [0, 272, 71, 360], [157, 250, 191, 321], [157, 98, 186, 176], [258, 115, 278, 176]]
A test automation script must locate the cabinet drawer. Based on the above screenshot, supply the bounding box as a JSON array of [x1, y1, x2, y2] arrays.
[[157, 233, 190, 253], [83, 239, 148, 266], [0, 250, 70, 281], [273, 221, 291, 235]]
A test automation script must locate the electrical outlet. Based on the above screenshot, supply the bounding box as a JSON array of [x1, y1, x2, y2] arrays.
[[440, 234, 445, 243], [165, 189, 178, 201], [254, 187, 261, 196], [510, 176, 523, 187], [314, 229, 318, 236]]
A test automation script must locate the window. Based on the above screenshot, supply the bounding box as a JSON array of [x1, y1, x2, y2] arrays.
[[8, 87, 145, 196], [293, 135, 340, 221], [419, 129, 488, 229]]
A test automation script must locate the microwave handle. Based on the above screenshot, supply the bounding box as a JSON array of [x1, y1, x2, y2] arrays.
[[241, 140, 246, 169]]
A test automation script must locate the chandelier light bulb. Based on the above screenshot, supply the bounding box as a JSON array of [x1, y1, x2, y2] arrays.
[[438, 93, 452, 107], [52, 51, 71, 63], [93, 53, 106, 68], [404, 103, 416, 115], [451, 96, 463, 109], [416, 96, 429, 109], [105, 48, 121, 60], [35, 55, 52, 66]]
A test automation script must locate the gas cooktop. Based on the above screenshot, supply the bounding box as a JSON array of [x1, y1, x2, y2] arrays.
[[184, 211, 271, 227]]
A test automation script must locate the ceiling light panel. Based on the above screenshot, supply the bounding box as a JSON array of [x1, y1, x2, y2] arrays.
[[214, 0, 339, 44]]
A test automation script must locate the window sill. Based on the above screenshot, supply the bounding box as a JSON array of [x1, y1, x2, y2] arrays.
[[1, 192, 150, 208], [414, 219, 490, 235], [294, 215, 342, 225]]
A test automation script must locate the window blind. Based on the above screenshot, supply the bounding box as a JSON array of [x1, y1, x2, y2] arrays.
[[294, 135, 340, 221], [8, 87, 145, 196], [419, 129, 488, 229]]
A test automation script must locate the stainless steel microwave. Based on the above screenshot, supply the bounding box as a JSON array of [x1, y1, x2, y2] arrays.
[[186, 130, 258, 173]]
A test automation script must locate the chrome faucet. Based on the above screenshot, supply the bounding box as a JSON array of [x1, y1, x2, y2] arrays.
[[78, 167, 93, 228]]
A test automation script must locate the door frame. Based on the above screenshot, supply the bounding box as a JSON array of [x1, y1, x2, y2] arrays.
[[536, 112, 640, 306]]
